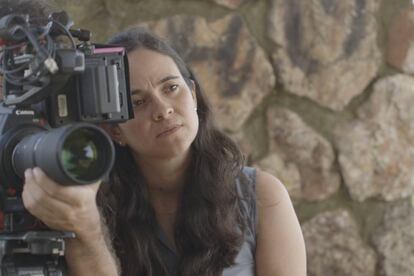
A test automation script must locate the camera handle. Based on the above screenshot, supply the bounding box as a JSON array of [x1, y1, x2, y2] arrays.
[[0, 231, 75, 275]]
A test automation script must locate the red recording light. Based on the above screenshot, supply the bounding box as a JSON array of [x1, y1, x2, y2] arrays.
[[7, 187, 16, 196]]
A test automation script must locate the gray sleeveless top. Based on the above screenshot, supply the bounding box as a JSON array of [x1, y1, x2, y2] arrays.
[[155, 167, 257, 276]]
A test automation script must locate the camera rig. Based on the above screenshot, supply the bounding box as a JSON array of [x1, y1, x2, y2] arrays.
[[0, 11, 133, 275]]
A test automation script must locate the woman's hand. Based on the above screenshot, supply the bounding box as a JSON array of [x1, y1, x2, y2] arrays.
[[22, 167, 120, 276], [22, 167, 102, 240]]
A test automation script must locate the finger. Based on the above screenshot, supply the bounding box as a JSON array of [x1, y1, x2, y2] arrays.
[[28, 168, 76, 206], [22, 181, 80, 231], [32, 167, 101, 192], [23, 169, 102, 233], [31, 168, 99, 206], [22, 183, 64, 230], [23, 169, 73, 219]]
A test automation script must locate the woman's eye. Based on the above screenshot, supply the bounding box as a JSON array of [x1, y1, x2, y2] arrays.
[[167, 84, 179, 93], [133, 99, 145, 107]]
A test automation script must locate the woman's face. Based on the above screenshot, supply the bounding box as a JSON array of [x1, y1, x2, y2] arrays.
[[117, 48, 199, 160]]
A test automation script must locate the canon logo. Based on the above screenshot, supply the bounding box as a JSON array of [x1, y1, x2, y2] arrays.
[[15, 110, 35, 116]]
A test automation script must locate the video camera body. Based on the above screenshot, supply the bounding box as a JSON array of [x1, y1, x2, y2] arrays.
[[0, 11, 133, 275]]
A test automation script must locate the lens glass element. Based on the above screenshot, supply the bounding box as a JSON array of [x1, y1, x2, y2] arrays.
[[60, 128, 103, 182]]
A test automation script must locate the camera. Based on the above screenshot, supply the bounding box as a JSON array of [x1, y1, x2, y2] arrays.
[[0, 11, 133, 275]]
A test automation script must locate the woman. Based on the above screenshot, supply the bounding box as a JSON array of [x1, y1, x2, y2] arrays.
[[23, 27, 306, 275]]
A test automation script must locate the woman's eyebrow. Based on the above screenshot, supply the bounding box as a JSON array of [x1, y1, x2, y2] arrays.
[[157, 75, 180, 85], [131, 89, 143, 96]]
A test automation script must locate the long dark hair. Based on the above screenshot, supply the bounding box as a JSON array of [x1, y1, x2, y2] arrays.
[[97, 27, 248, 276]]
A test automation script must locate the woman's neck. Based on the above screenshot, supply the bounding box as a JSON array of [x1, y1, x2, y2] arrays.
[[133, 149, 192, 214]]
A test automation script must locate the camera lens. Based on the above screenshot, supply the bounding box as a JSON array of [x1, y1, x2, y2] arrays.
[[60, 128, 102, 183], [12, 123, 114, 185]]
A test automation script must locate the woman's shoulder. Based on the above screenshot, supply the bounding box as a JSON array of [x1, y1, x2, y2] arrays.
[[253, 169, 307, 275], [237, 166, 289, 206], [254, 168, 290, 207], [235, 167, 291, 232]]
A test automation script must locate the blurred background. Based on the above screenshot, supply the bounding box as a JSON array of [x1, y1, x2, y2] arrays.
[[46, 0, 414, 275]]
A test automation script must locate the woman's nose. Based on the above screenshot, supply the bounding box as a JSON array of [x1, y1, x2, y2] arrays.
[[152, 98, 174, 121]]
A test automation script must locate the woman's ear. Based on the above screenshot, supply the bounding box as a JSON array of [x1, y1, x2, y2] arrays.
[[189, 79, 197, 107]]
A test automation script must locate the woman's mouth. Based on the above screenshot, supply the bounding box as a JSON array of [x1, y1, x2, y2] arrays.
[[156, 124, 182, 138]]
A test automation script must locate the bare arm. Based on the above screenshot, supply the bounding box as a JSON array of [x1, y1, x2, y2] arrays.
[[22, 167, 119, 276], [255, 169, 306, 276], [64, 218, 119, 276]]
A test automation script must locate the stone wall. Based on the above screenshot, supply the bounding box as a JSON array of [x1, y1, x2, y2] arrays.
[[49, 0, 414, 275]]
